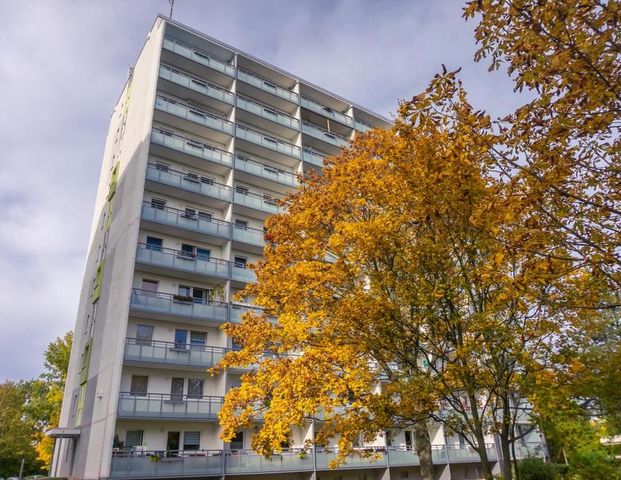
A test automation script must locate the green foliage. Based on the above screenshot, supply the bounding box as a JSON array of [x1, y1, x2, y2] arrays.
[[0, 381, 44, 477], [517, 458, 559, 480]]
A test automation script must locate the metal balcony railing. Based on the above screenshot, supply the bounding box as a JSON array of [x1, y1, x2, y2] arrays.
[[146, 163, 232, 202], [301, 97, 353, 127], [155, 95, 234, 136], [135, 243, 229, 278], [237, 68, 298, 103], [141, 202, 231, 240], [236, 124, 301, 159], [233, 189, 284, 215], [234, 154, 298, 187], [117, 392, 223, 419], [159, 64, 234, 105], [302, 148, 326, 167], [231, 223, 265, 247], [236, 95, 299, 130], [162, 37, 235, 77], [150, 128, 233, 166], [229, 303, 263, 323], [302, 121, 349, 148], [130, 289, 229, 322], [124, 337, 228, 367]]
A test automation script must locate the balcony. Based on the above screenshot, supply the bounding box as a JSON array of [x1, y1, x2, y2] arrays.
[[302, 148, 326, 168], [446, 445, 497, 463], [145, 163, 231, 204], [302, 121, 349, 149], [355, 120, 373, 133], [158, 64, 234, 106], [150, 129, 233, 170], [301, 97, 353, 127], [111, 450, 223, 478], [162, 37, 235, 78], [154, 96, 234, 141], [514, 442, 546, 459], [233, 189, 283, 216], [130, 289, 229, 324], [229, 304, 263, 323], [236, 95, 299, 131], [237, 68, 298, 104], [236, 124, 300, 162], [231, 224, 265, 249], [231, 265, 257, 284], [234, 154, 298, 188], [141, 202, 230, 242], [135, 243, 229, 280], [315, 448, 387, 470], [117, 392, 223, 419], [124, 337, 227, 368]]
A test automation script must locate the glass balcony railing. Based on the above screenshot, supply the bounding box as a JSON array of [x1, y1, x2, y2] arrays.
[[117, 392, 223, 419], [150, 129, 233, 167], [141, 202, 231, 240], [231, 265, 257, 283], [232, 224, 265, 247], [159, 64, 234, 105], [301, 97, 353, 127], [236, 96, 299, 130], [135, 243, 229, 278], [236, 125, 301, 159], [111, 444, 500, 478], [230, 304, 263, 323], [163, 37, 235, 77], [155, 96, 234, 136], [146, 163, 232, 202], [514, 442, 546, 459], [124, 337, 228, 367], [302, 121, 349, 148], [315, 448, 387, 470], [234, 154, 298, 186], [302, 148, 326, 167], [237, 68, 298, 103], [233, 190, 283, 215], [130, 289, 229, 322], [355, 120, 373, 133]]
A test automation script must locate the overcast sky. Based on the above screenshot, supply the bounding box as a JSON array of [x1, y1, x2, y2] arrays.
[[0, 0, 526, 381]]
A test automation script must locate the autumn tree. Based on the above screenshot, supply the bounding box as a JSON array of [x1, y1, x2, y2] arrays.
[[214, 67, 601, 480], [464, 0, 621, 292]]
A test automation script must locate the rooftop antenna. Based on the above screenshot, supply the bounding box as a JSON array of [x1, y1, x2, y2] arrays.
[[168, 0, 175, 19]]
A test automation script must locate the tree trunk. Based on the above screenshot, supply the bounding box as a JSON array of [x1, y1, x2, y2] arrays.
[[413, 419, 434, 480]]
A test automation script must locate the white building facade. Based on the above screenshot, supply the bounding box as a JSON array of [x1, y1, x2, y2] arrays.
[[52, 16, 544, 480]]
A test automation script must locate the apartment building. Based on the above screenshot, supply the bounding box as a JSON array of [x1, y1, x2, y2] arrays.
[[50, 16, 545, 480]]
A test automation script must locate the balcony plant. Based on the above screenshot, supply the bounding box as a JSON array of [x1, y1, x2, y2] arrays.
[[172, 294, 193, 303], [149, 453, 161, 462]]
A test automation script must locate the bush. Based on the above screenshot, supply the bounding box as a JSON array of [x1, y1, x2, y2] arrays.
[[517, 458, 558, 480]]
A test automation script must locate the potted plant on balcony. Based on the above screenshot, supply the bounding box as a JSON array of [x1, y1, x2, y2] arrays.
[[149, 453, 161, 462]]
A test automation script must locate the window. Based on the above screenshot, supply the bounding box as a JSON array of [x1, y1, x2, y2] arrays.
[[180, 243, 196, 258], [264, 194, 277, 206], [126, 430, 144, 448], [235, 219, 248, 230], [192, 287, 207, 304], [198, 210, 212, 221], [404, 431, 412, 447], [141, 279, 158, 296], [183, 431, 201, 451], [236, 185, 249, 195], [196, 248, 210, 261], [174, 329, 188, 349], [130, 375, 148, 396], [155, 162, 169, 172], [178, 285, 191, 297], [234, 256, 247, 268], [146, 236, 162, 251], [151, 198, 166, 210], [230, 431, 244, 450], [136, 325, 153, 345], [190, 331, 206, 349], [183, 207, 197, 220], [188, 378, 204, 398], [184, 172, 200, 183], [201, 176, 214, 185], [171, 378, 184, 402]]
